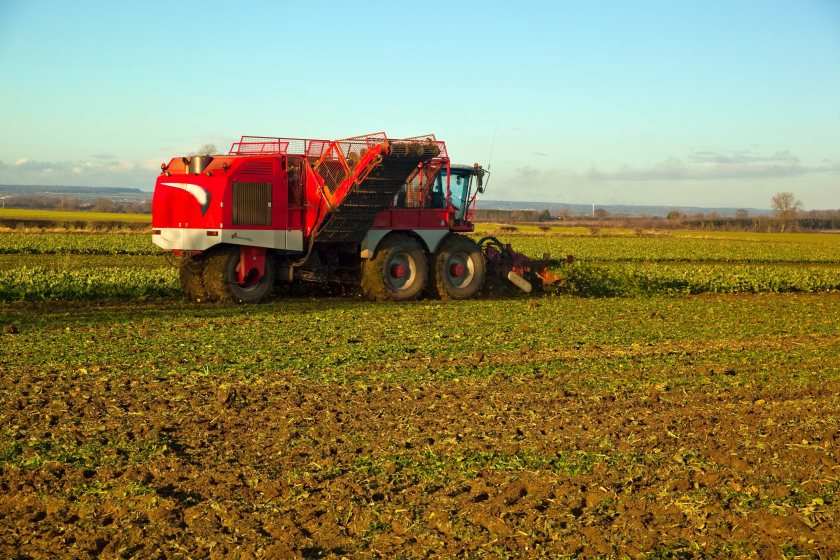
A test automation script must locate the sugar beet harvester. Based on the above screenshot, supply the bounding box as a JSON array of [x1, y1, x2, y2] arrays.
[[152, 132, 555, 303]]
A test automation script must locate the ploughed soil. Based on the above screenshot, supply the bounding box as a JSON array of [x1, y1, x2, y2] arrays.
[[1, 366, 838, 558]]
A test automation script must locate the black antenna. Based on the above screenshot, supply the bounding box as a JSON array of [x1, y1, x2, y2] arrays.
[[486, 119, 500, 171]]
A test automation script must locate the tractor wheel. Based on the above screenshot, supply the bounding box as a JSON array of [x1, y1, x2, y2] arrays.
[[431, 234, 486, 300], [179, 254, 210, 302], [203, 247, 275, 303], [361, 234, 427, 301]]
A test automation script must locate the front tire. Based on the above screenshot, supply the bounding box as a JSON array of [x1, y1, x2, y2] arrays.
[[431, 234, 486, 300], [361, 234, 427, 301]]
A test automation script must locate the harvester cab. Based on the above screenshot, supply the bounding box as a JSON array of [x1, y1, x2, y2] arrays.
[[444, 164, 488, 226]]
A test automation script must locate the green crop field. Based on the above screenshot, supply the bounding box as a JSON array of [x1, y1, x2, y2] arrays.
[[1, 228, 838, 302], [1, 227, 838, 558]]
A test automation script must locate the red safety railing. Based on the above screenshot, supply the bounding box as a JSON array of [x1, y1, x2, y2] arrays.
[[229, 136, 332, 157], [229, 137, 289, 156], [226, 132, 446, 237]]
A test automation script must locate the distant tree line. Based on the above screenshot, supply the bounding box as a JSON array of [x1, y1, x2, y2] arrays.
[[476, 204, 840, 232], [474, 209, 549, 223], [675, 213, 840, 232]]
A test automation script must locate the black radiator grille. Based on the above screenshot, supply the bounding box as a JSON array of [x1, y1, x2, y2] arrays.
[[232, 182, 272, 226]]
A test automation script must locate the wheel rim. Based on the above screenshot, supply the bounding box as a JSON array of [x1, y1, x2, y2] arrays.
[[234, 262, 262, 291], [239, 269, 261, 290], [386, 252, 416, 291], [446, 251, 475, 288]]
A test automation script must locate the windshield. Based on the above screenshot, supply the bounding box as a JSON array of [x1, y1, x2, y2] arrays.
[[435, 169, 473, 223]]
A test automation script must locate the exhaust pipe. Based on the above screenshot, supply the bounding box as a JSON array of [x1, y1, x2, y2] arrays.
[[189, 155, 213, 174]]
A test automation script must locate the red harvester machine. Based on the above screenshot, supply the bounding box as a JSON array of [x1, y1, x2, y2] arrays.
[[152, 132, 556, 303]]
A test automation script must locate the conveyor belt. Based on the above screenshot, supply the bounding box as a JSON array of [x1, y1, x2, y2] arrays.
[[314, 141, 440, 243]]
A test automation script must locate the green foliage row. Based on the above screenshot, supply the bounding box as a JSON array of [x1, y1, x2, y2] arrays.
[[1, 230, 838, 301], [0, 266, 178, 302], [0, 254, 169, 270], [0, 232, 159, 255], [0, 260, 838, 304], [0, 262, 834, 302], [554, 262, 840, 297], [0, 432, 171, 472], [3, 230, 839, 263], [503, 234, 840, 263]]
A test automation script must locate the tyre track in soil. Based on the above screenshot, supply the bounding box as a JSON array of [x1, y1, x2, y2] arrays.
[[1, 367, 838, 559]]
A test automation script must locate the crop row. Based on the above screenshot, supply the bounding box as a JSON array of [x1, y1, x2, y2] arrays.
[[0, 233, 159, 255], [554, 262, 840, 296], [0, 254, 170, 270], [3, 231, 840, 264], [0, 266, 178, 302], [1, 262, 837, 303], [498, 234, 840, 264]]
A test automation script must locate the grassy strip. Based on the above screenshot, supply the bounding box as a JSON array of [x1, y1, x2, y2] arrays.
[[0, 208, 150, 223]]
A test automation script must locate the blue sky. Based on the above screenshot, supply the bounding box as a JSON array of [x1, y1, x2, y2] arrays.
[[1, 0, 838, 209]]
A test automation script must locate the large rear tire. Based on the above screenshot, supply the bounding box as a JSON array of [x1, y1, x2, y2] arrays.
[[431, 234, 486, 300], [204, 247, 275, 303], [361, 234, 427, 301]]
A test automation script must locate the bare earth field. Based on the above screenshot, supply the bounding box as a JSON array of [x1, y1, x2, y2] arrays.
[[1, 293, 838, 559]]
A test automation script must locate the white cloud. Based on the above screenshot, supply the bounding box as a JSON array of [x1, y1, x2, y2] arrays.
[[0, 157, 160, 189], [486, 148, 840, 208], [585, 149, 831, 182], [501, 149, 832, 192]]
